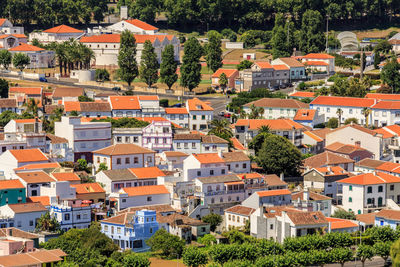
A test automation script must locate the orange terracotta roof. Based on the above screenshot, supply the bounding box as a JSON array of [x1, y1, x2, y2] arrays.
[[187, 98, 213, 111], [165, 108, 188, 114], [122, 185, 169, 196], [16, 171, 55, 183], [356, 213, 376, 225], [372, 101, 400, 109], [9, 87, 42, 95], [257, 189, 291, 197], [311, 96, 375, 108], [0, 249, 65, 266], [235, 119, 306, 131], [109, 96, 141, 110], [94, 143, 155, 156], [292, 190, 332, 201], [125, 19, 158, 31], [0, 34, 27, 39], [43, 24, 83, 33], [8, 202, 47, 213], [237, 173, 263, 179], [64, 101, 81, 112], [255, 62, 273, 69], [192, 153, 225, 164], [325, 142, 370, 154], [272, 64, 289, 70], [326, 217, 358, 229], [294, 109, 316, 121], [303, 53, 334, 59], [51, 172, 81, 182], [129, 166, 166, 179], [14, 162, 60, 171], [303, 131, 323, 142], [138, 95, 159, 101], [278, 57, 305, 67], [212, 68, 238, 78], [303, 151, 354, 169], [27, 196, 50, 206], [133, 34, 160, 44], [289, 91, 316, 98], [9, 148, 48, 163], [313, 166, 347, 176], [0, 19, 6, 26], [365, 93, 400, 101], [71, 183, 105, 194], [374, 128, 395, 139], [163, 151, 188, 157], [225, 205, 256, 216], [0, 180, 24, 190], [338, 172, 400, 185], [384, 125, 400, 136], [376, 209, 400, 221], [13, 119, 36, 123], [304, 61, 329, 66], [224, 181, 244, 185], [230, 137, 246, 150], [330, 123, 378, 136], [9, 43, 44, 52], [52, 87, 84, 98], [376, 161, 400, 173], [80, 34, 121, 43]]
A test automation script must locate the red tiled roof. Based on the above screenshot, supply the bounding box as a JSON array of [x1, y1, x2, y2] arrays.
[[374, 128, 395, 139], [0, 180, 24, 190], [235, 119, 307, 130], [372, 101, 400, 109], [125, 19, 158, 31], [109, 96, 141, 110], [289, 91, 316, 98], [303, 131, 323, 142], [237, 173, 263, 179], [257, 189, 291, 197], [165, 108, 188, 114], [230, 137, 246, 150], [376, 209, 400, 221], [138, 95, 159, 101], [287, 211, 328, 225], [304, 61, 329, 66], [27, 196, 50, 206], [9, 87, 42, 95], [187, 98, 213, 111], [244, 98, 309, 109], [8, 202, 47, 213], [255, 62, 273, 69], [51, 172, 81, 182], [80, 34, 121, 43], [303, 53, 334, 59], [9, 43, 44, 52], [16, 171, 55, 184], [212, 68, 238, 78], [356, 213, 376, 225], [122, 185, 169, 196], [94, 143, 155, 156], [14, 162, 60, 171], [303, 151, 354, 169], [71, 183, 105, 194], [225, 205, 256, 216], [383, 125, 400, 136], [338, 172, 400, 185], [313, 166, 347, 176], [311, 96, 375, 107], [43, 25, 83, 34], [9, 149, 48, 163], [0, 34, 27, 39], [129, 167, 166, 179], [272, 64, 289, 70], [64, 101, 81, 112], [163, 151, 188, 157], [326, 217, 358, 229], [0, 19, 6, 26], [192, 153, 225, 164], [292, 190, 332, 201], [294, 109, 316, 121], [325, 142, 370, 154], [278, 57, 305, 67], [365, 93, 400, 101]]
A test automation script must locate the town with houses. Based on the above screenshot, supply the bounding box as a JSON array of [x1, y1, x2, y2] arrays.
[[1, 2, 400, 267]]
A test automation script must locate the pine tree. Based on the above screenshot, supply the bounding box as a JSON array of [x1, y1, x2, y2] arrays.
[[139, 40, 159, 88], [205, 32, 223, 73], [180, 37, 203, 92], [117, 30, 138, 89], [160, 44, 178, 90]]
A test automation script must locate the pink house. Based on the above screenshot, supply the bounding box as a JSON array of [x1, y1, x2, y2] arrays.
[[212, 68, 239, 89], [142, 120, 172, 153]]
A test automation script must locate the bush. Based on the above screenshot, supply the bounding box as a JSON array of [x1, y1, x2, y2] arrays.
[[202, 213, 222, 232], [95, 69, 110, 82], [146, 229, 185, 259], [159, 99, 169, 107], [182, 246, 208, 267], [326, 117, 339, 128]]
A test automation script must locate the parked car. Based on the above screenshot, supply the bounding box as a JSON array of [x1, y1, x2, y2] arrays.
[[219, 111, 225, 116], [112, 87, 121, 91], [224, 113, 231, 118], [39, 77, 47, 82]]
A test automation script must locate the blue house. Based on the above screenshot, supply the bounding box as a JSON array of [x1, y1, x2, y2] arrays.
[[374, 209, 400, 229], [101, 209, 159, 252]]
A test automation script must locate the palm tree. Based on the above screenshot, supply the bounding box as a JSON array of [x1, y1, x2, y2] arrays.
[[239, 108, 247, 119], [362, 107, 371, 128], [209, 118, 233, 139], [258, 125, 271, 134], [336, 108, 343, 127], [248, 104, 264, 119], [55, 43, 67, 75]]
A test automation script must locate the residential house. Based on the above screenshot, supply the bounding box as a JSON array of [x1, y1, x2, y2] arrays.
[[337, 172, 400, 214], [222, 151, 251, 173], [303, 166, 350, 199], [29, 25, 84, 43], [108, 95, 141, 117], [15, 171, 55, 197], [374, 124, 400, 163], [159, 151, 189, 170], [234, 119, 307, 147], [0, 249, 67, 266], [172, 134, 229, 154], [271, 64, 290, 86], [271, 57, 306, 80], [165, 108, 189, 128], [293, 109, 324, 128], [325, 142, 374, 162], [240, 62, 275, 91], [303, 151, 355, 172], [242, 189, 292, 209], [63, 102, 112, 118], [326, 217, 359, 233], [101, 209, 159, 252], [112, 128, 142, 146], [212, 69, 239, 89], [356, 213, 376, 231], [301, 53, 335, 74], [325, 123, 384, 160], [50, 172, 81, 185], [0, 99, 19, 114], [0, 19, 24, 34], [107, 19, 159, 34], [0, 34, 27, 50], [96, 167, 165, 193], [0, 203, 47, 232], [302, 130, 324, 154], [355, 158, 386, 173], [110, 185, 170, 211], [186, 98, 213, 131], [374, 209, 400, 229], [8, 43, 55, 68], [242, 98, 309, 120], [224, 205, 255, 230], [54, 116, 112, 161], [183, 153, 229, 182], [70, 183, 106, 204], [93, 143, 155, 171], [45, 133, 73, 161], [51, 87, 84, 104], [0, 228, 39, 255], [366, 93, 400, 101], [0, 180, 25, 206], [370, 101, 400, 127], [292, 190, 332, 217], [141, 119, 172, 152], [50, 199, 91, 231]]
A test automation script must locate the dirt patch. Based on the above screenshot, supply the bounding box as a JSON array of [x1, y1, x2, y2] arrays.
[[150, 258, 186, 267], [223, 49, 271, 61], [354, 27, 400, 40]]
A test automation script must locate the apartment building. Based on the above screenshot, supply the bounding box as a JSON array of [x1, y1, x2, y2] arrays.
[[186, 98, 213, 131], [242, 98, 309, 120]]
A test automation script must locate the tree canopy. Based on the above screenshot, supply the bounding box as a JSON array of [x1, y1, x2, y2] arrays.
[[118, 30, 138, 88], [180, 37, 202, 92]]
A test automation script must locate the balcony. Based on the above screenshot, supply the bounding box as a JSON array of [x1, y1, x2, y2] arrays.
[[295, 135, 304, 140]]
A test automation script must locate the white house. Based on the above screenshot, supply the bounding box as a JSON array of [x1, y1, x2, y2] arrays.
[[242, 189, 292, 209], [107, 19, 159, 35], [45, 133, 74, 161], [0, 19, 24, 35], [183, 153, 229, 182], [0, 34, 27, 50], [186, 98, 213, 131], [63, 102, 112, 118], [165, 108, 189, 128], [93, 143, 155, 171], [54, 116, 112, 162], [301, 53, 335, 74], [224, 205, 255, 230], [15, 171, 56, 197], [50, 199, 91, 231], [371, 101, 400, 127], [0, 203, 47, 232], [8, 43, 55, 68], [172, 134, 229, 154], [108, 95, 142, 117], [29, 25, 84, 43], [222, 151, 251, 174], [110, 185, 170, 211], [242, 98, 309, 120]]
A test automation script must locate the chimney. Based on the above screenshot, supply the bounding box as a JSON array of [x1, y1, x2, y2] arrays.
[[168, 162, 173, 171], [303, 187, 309, 201], [280, 172, 284, 181]]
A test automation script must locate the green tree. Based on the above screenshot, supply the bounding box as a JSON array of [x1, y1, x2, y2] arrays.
[[356, 244, 375, 267], [122, 253, 150, 267], [24, 98, 39, 116], [374, 52, 381, 69], [374, 40, 393, 54], [139, 40, 159, 88], [332, 209, 356, 220], [98, 163, 108, 173], [299, 10, 325, 53], [146, 229, 185, 259], [12, 53, 30, 72], [159, 44, 178, 90], [205, 32, 223, 73], [256, 133, 302, 176], [128, 0, 158, 23], [248, 125, 271, 154], [236, 60, 253, 71], [208, 119, 233, 145], [0, 78, 8, 98], [0, 111, 19, 127], [381, 57, 400, 93], [219, 73, 228, 92], [198, 234, 216, 247], [362, 107, 371, 128], [202, 213, 222, 232], [78, 95, 94, 102], [183, 246, 208, 267], [391, 239, 400, 267], [69, 110, 79, 116], [95, 69, 110, 82], [35, 211, 61, 232], [118, 30, 138, 89], [180, 37, 202, 92], [344, 118, 358, 125], [0, 50, 12, 70], [366, 226, 397, 243], [331, 247, 354, 267], [248, 104, 264, 119], [327, 117, 338, 128], [374, 242, 392, 264], [76, 158, 88, 172]]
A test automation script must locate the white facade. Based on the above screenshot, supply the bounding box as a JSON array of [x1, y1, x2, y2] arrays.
[[93, 152, 155, 171], [0, 205, 46, 232], [107, 20, 159, 35], [188, 110, 212, 131], [340, 183, 386, 214], [183, 154, 228, 182], [0, 19, 24, 35], [111, 191, 170, 211], [51, 200, 91, 231]]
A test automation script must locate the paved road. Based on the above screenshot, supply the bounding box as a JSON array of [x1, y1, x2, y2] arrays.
[[326, 257, 385, 267]]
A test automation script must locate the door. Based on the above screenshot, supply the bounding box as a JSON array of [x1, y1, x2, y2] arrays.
[[378, 197, 383, 207]]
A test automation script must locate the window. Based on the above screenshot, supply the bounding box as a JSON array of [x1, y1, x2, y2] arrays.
[[210, 170, 214, 175], [205, 146, 210, 151], [64, 214, 70, 220], [177, 143, 181, 148], [349, 109, 353, 114], [193, 115, 197, 120], [147, 156, 152, 163], [149, 227, 153, 234], [77, 214, 81, 220], [327, 108, 330, 112], [104, 225, 108, 231], [391, 185, 395, 191], [125, 157, 130, 164], [122, 199, 126, 203], [378, 185, 383, 192], [202, 115, 206, 120], [270, 224, 273, 230], [242, 163, 247, 169], [221, 169, 226, 174], [125, 137, 130, 143], [192, 143, 196, 148], [133, 137, 138, 143], [349, 197, 352, 202], [29, 220, 33, 226], [97, 157, 100, 163], [367, 186, 372, 193], [349, 185, 353, 191], [197, 171, 201, 176], [147, 196, 152, 201], [117, 158, 121, 165], [184, 143, 188, 148], [134, 157, 139, 163]]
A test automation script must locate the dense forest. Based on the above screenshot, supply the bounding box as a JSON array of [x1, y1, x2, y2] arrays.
[[1, 0, 400, 31]]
